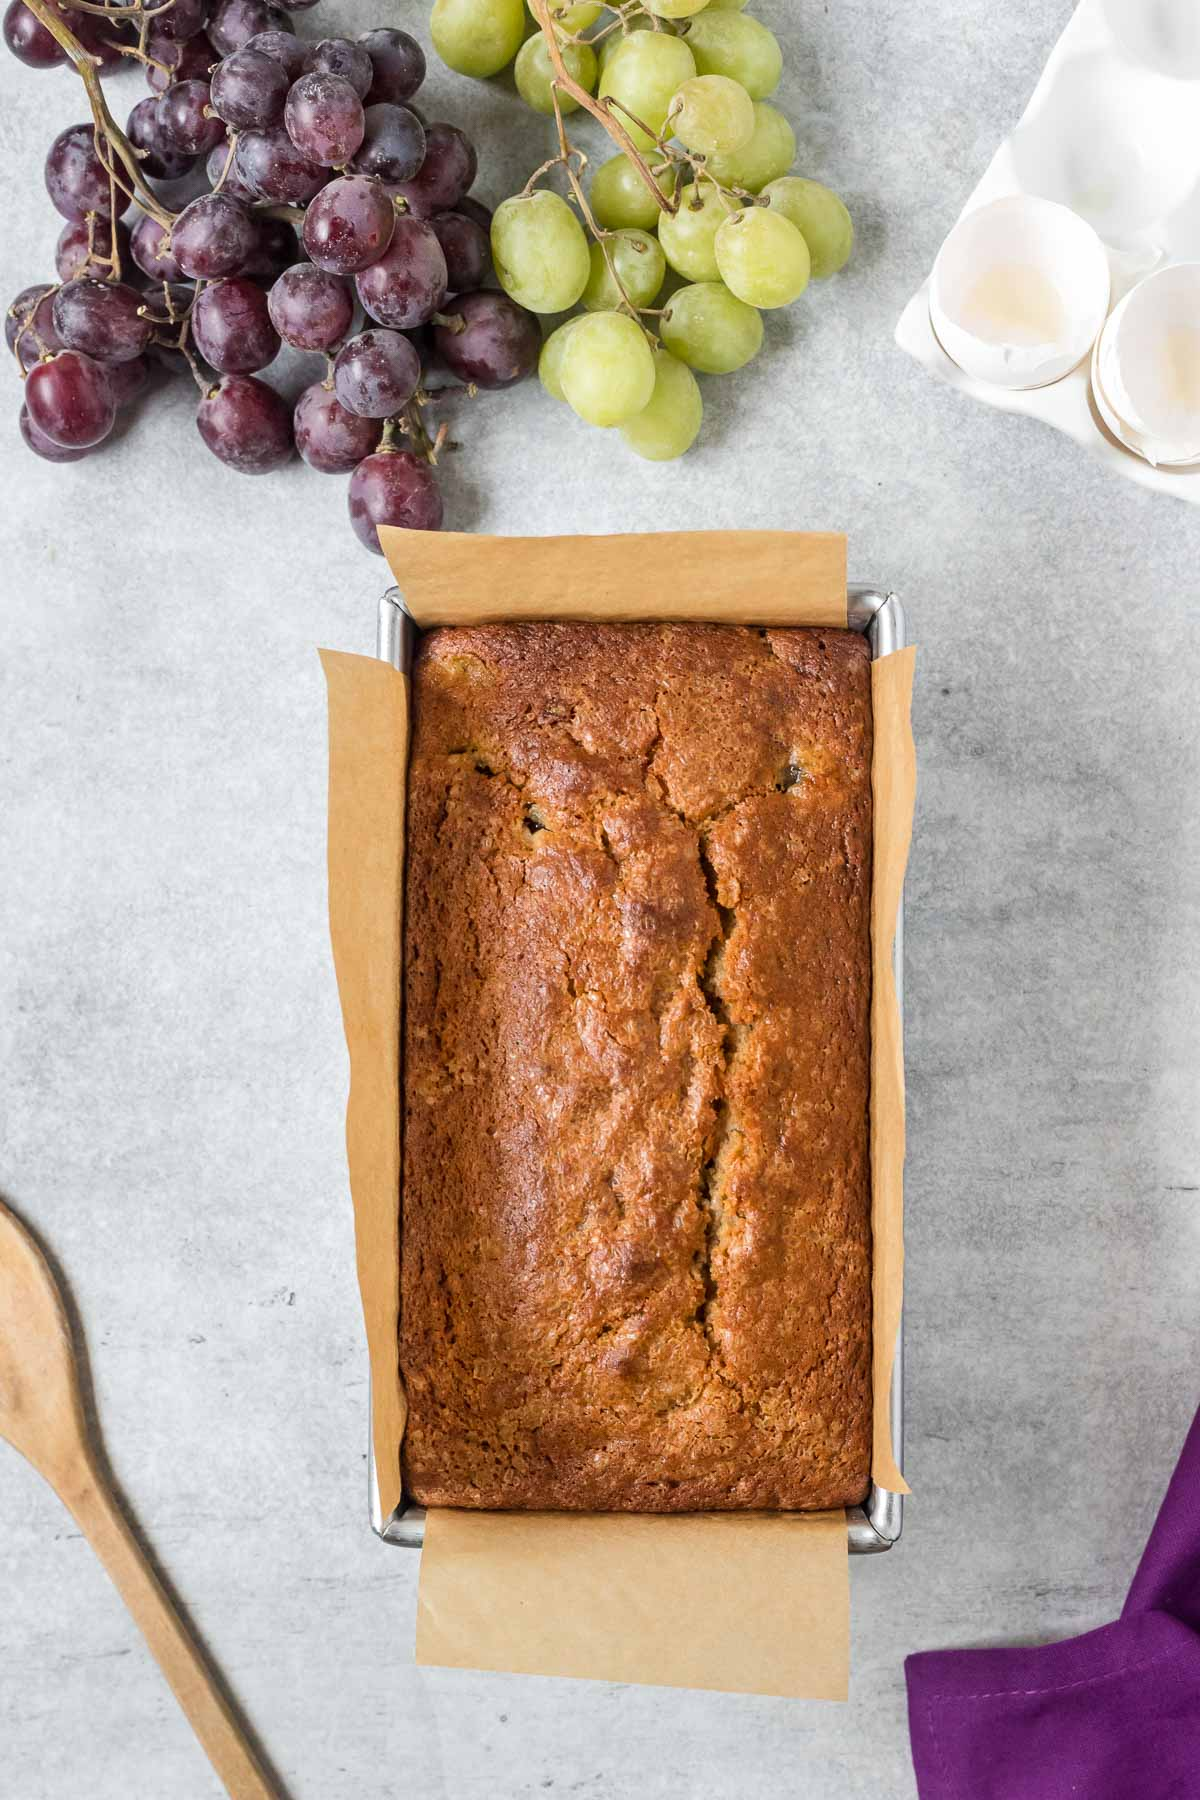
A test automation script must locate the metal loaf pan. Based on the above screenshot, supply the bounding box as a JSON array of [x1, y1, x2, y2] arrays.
[[371, 585, 907, 1556]]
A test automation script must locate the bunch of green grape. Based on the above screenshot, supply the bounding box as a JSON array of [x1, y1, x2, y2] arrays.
[[431, 0, 853, 460]]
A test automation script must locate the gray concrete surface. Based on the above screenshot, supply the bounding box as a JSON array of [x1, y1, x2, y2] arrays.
[[2, 2, 1199, 1795]]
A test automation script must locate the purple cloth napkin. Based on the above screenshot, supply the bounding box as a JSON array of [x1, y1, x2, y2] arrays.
[[906, 1404, 1200, 1798]]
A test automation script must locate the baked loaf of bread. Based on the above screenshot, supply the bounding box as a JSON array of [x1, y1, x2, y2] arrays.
[[402, 622, 873, 1512]]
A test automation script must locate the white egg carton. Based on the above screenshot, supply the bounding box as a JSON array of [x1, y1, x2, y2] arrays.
[[896, 0, 1200, 503]]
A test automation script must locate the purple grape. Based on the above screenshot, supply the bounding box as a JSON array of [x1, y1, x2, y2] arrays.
[[196, 373, 293, 471], [242, 216, 298, 283], [243, 27, 305, 78], [360, 28, 425, 106], [284, 71, 365, 167], [158, 79, 226, 155], [206, 137, 258, 200], [171, 190, 257, 277], [52, 279, 153, 364], [56, 215, 131, 283], [131, 210, 186, 281], [105, 353, 151, 408], [277, 0, 318, 10], [333, 328, 420, 417], [25, 350, 115, 448], [45, 125, 117, 223], [302, 36, 372, 98], [145, 31, 215, 93], [453, 194, 493, 234], [4, 0, 64, 68], [430, 211, 489, 293], [152, 0, 209, 42], [235, 125, 327, 202], [353, 103, 424, 184], [191, 277, 280, 372], [348, 450, 442, 553], [211, 46, 289, 129], [303, 174, 395, 274], [389, 122, 476, 219], [433, 290, 539, 390], [128, 96, 197, 180], [208, 0, 288, 57], [267, 262, 353, 350], [7, 284, 63, 370], [294, 381, 378, 472], [20, 402, 93, 463], [355, 216, 447, 330]]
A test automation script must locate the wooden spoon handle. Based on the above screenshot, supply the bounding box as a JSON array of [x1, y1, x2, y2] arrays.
[[63, 1464, 278, 1800]]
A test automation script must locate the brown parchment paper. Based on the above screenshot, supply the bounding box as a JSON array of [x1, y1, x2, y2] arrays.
[[870, 648, 915, 1495], [319, 649, 408, 1522], [322, 530, 914, 1699], [377, 527, 847, 625], [417, 1508, 848, 1699]]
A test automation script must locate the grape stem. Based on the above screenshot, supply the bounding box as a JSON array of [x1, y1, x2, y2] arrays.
[[578, 2, 659, 50], [59, 0, 181, 16], [111, 39, 176, 81], [21, 0, 175, 227], [546, 82, 647, 326], [529, 0, 676, 216], [210, 135, 239, 196]]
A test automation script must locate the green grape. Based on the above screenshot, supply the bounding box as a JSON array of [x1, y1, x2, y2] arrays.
[[669, 73, 754, 155], [581, 229, 666, 311], [538, 316, 582, 400], [598, 30, 696, 150], [526, 0, 602, 28], [560, 310, 656, 425], [645, 0, 710, 15], [619, 347, 702, 459], [703, 100, 795, 192], [680, 11, 782, 98], [762, 176, 854, 278], [491, 189, 591, 312], [591, 153, 674, 229], [597, 15, 654, 73], [514, 31, 597, 113], [431, 0, 526, 77], [714, 206, 810, 308], [705, 0, 749, 9], [657, 180, 725, 281], [659, 279, 762, 373]]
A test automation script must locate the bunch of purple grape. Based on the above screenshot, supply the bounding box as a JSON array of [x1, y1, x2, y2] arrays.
[[5, 1, 543, 553]]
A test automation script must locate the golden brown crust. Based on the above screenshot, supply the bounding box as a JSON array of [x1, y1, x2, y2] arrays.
[[401, 623, 873, 1511]]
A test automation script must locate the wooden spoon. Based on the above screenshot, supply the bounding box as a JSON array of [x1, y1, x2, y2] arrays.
[[0, 1197, 279, 1800]]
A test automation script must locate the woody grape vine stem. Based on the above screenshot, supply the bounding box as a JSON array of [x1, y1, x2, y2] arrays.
[[527, 0, 678, 216], [20, 0, 176, 226]]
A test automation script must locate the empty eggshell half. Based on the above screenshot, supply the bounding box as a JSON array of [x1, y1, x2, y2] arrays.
[[1091, 333, 1147, 458], [1104, 0, 1200, 82], [1012, 49, 1200, 244], [930, 195, 1111, 390], [1094, 261, 1200, 466]]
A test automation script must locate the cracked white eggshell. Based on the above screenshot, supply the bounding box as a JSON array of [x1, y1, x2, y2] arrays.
[[1091, 332, 1144, 458], [1012, 49, 1200, 244], [929, 195, 1111, 391], [1104, 0, 1200, 82], [1094, 261, 1200, 466]]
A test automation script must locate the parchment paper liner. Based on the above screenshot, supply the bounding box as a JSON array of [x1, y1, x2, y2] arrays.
[[321, 528, 914, 1700]]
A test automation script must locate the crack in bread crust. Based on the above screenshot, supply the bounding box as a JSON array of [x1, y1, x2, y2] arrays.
[[401, 622, 873, 1513]]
